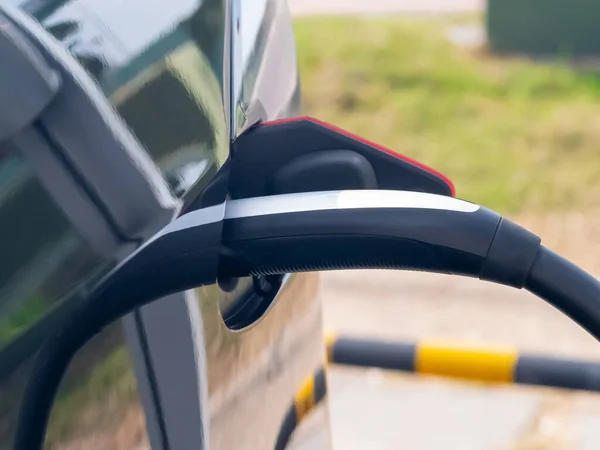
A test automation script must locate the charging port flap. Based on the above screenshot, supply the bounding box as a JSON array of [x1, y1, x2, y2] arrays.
[[229, 116, 455, 199]]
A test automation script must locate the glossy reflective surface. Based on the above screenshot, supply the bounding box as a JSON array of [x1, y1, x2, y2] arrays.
[[12, 0, 230, 196], [235, 0, 301, 134], [207, 1, 329, 448], [201, 273, 326, 450], [0, 0, 229, 447], [0, 0, 329, 448], [0, 140, 141, 449]]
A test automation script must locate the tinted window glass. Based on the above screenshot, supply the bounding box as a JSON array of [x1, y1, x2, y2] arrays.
[[0, 142, 106, 352], [0, 0, 231, 447], [29, 0, 229, 198], [0, 140, 149, 449]]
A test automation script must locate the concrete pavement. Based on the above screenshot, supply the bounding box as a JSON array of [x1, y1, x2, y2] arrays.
[[314, 270, 600, 449], [327, 368, 540, 450]]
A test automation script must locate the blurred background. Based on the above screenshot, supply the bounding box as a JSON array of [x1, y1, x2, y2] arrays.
[[288, 0, 600, 449]]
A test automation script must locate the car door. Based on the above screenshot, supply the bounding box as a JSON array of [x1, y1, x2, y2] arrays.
[[0, 0, 224, 448], [0, 0, 330, 449]]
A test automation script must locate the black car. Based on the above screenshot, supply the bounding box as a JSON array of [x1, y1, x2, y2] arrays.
[[0, 0, 329, 448]]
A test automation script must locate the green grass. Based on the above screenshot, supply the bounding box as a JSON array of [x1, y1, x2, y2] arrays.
[[295, 16, 600, 214]]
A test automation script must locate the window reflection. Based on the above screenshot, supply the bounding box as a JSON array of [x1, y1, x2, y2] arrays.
[[46, 323, 148, 450], [235, 0, 300, 133], [0, 144, 106, 350], [0, 143, 147, 449], [13, 0, 228, 200], [0, 0, 231, 446], [238, 0, 272, 111]]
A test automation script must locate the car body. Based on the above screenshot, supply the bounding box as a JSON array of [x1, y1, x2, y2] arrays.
[[0, 0, 329, 448]]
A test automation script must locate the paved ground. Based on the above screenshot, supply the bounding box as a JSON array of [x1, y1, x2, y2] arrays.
[[317, 270, 600, 450], [288, 0, 483, 16]]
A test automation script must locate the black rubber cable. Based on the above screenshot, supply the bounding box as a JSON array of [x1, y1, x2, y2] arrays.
[[273, 368, 327, 450], [13, 244, 221, 450], [14, 293, 183, 450], [525, 246, 600, 342], [13, 194, 600, 450]]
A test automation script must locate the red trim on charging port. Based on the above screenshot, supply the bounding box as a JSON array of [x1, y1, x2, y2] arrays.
[[264, 116, 456, 197]]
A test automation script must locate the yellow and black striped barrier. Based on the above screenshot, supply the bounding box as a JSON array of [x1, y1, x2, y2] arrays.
[[327, 334, 600, 391], [274, 334, 600, 449], [274, 367, 327, 450]]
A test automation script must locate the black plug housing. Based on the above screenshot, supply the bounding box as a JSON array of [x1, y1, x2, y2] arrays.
[[229, 117, 455, 199]]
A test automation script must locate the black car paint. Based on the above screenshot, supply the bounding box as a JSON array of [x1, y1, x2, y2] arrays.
[[0, 0, 328, 449]]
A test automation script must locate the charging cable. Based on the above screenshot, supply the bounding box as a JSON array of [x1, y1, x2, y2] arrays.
[[14, 190, 600, 449]]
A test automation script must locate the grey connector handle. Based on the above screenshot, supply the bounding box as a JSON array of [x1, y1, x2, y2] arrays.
[[0, 13, 60, 141]]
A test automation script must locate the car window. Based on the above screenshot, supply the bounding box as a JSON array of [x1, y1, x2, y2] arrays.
[[0, 1, 231, 448], [31, 0, 230, 200], [0, 133, 151, 450], [0, 142, 106, 350]]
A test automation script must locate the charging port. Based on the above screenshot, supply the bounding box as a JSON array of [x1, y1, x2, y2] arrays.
[[219, 274, 284, 330]]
